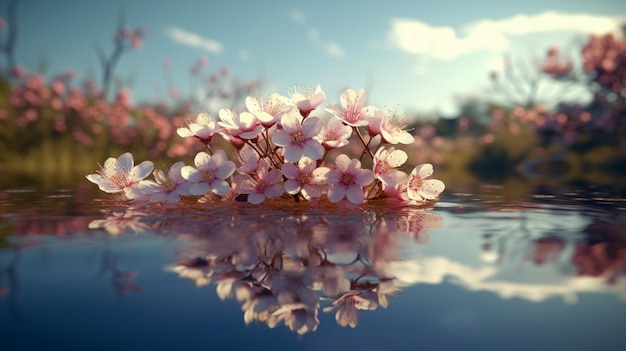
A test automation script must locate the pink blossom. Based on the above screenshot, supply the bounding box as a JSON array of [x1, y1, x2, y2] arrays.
[[367, 110, 413, 144], [315, 116, 352, 149], [235, 161, 284, 204], [373, 146, 409, 188], [318, 154, 374, 204], [218, 108, 264, 141], [272, 112, 324, 162], [246, 94, 293, 127], [181, 150, 236, 196], [288, 85, 325, 117], [406, 164, 445, 201], [141, 162, 192, 203], [177, 113, 222, 144], [236, 144, 260, 174], [86, 152, 154, 200], [282, 157, 327, 199], [325, 88, 378, 127]]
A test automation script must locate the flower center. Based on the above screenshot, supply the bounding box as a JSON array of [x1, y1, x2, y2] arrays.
[[375, 160, 390, 175], [292, 131, 305, 144], [298, 173, 311, 184], [154, 170, 175, 191], [409, 177, 423, 191], [341, 174, 354, 185], [201, 170, 215, 182]]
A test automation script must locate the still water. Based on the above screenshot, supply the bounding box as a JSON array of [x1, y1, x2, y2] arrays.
[[1, 180, 625, 351]]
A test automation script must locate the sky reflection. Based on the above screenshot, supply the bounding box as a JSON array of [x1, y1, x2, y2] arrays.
[[1, 187, 626, 338]]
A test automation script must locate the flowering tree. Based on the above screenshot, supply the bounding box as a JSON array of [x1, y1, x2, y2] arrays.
[[96, 11, 144, 99]]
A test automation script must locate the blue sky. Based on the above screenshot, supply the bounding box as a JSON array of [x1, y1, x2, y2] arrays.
[[4, 0, 626, 117]]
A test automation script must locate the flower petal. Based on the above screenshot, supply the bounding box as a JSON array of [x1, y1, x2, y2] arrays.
[[190, 182, 210, 196], [302, 140, 324, 161], [130, 161, 154, 181], [412, 163, 433, 179], [327, 184, 346, 203], [346, 186, 365, 204], [354, 169, 374, 186], [272, 131, 292, 147], [211, 180, 231, 196], [418, 179, 445, 200], [284, 179, 302, 194]]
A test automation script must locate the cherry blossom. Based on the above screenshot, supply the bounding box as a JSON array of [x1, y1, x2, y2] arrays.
[[373, 146, 409, 188], [406, 163, 445, 201], [288, 85, 325, 117], [141, 162, 192, 203], [218, 108, 264, 141], [235, 161, 284, 204], [282, 157, 327, 199], [236, 143, 260, 174], [86, 152, 153, 200], [315, 115, 352, 149], [272, 112, 324, 162], [245, 94, 294, 127], [367, 110, 413, 144], [181, 149, 236, 196], [318, 154, 374, 204], [176, 113, 222, 144], [325, 88, 378, 127]]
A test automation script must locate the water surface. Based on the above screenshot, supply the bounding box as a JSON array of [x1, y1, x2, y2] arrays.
[[1, 182, 625, 351]]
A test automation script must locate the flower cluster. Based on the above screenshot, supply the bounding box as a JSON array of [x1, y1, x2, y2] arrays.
[[87, 86, 445, 205]]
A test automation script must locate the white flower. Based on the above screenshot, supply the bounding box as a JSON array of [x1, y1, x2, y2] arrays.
[[86, 152, 153, 200], [367, 110, 413, 145], [288, 84, 325, 118], [176, 113, 221, 144], [325, 88, 378, 127], [181, 150, 236, 196], [272, 112, 324, 162], [282, 157, 326, 199], [141, 162, 192, 203], [315, 116, 352, 149], [406, 163, 445, 201], [317, 154, 375, 204], [373, 146, 409, 188]]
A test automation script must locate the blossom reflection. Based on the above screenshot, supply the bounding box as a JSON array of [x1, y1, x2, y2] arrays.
[[157, 202, 443, 334]]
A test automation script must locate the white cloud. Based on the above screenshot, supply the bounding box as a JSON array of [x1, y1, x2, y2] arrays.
[[325, 42, 346, 59], [166, 26, 223, 54], [238, 49, 250, 61], [307, 28, 346, 59], [308, 28, 320, 42], [290, 9, 306, 24], [388, 11, 625, 61]]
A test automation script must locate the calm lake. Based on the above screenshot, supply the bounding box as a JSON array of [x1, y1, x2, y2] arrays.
[[1, 177, 625, 351]]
